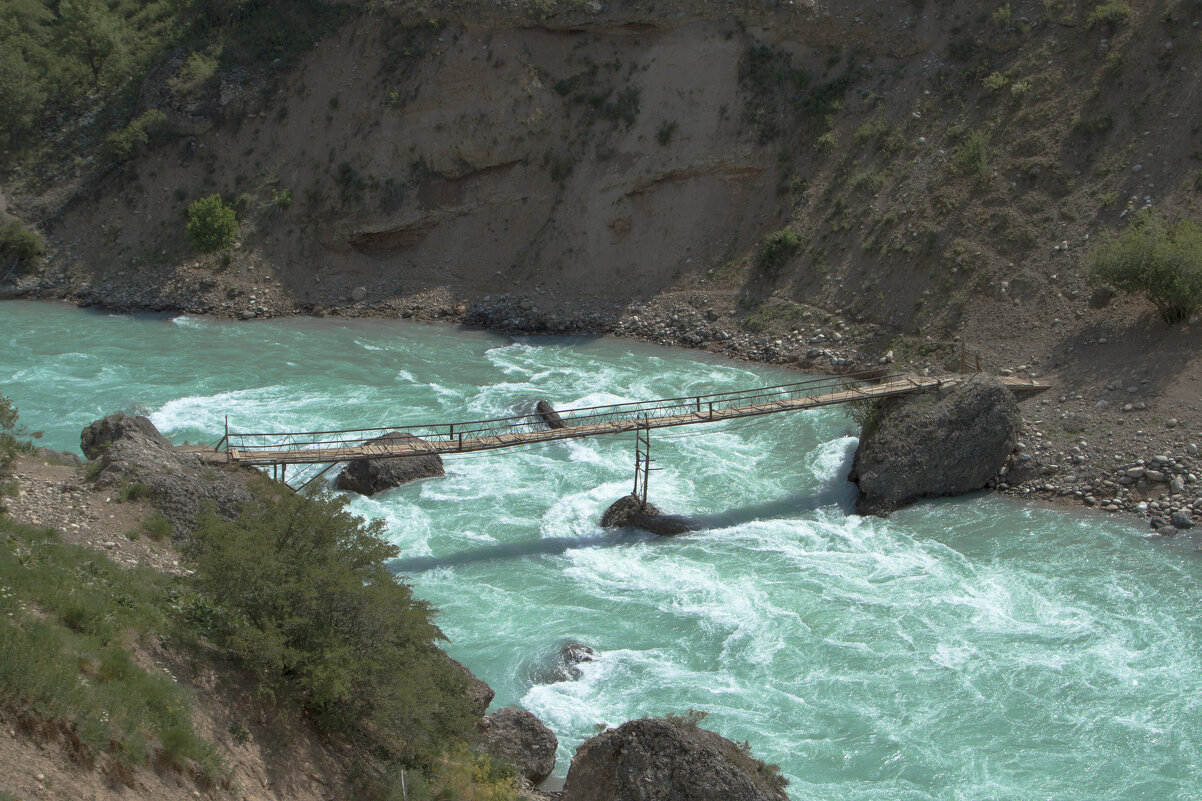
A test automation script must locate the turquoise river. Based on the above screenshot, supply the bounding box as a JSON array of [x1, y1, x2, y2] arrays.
[[2, 300, 1200, 800]]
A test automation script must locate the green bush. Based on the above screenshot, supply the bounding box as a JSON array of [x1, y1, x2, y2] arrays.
[[186, 195, 238, 253], [954, 130, 990, 178], [1088, 211, 1202, 324], [1087, 1, 1132, 29], [756, 229, 801, 274], [0, 219, 45, 276], [185, 478, 475, 766], [105, 109, 170, 163], [140, 512, 174, 541]]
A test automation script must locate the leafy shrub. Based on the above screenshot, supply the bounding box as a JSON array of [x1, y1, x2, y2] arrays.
[[105, 109, 170, 163], [1088, 211, 1202, 323], [185, 478, 476, 766], [140, 512, 174, 541], [982, 72, 1009, 92], [117, 482, 152, 502], [757, 230, 801, 274], [656, 120, 678, 146], [0, 219, 45, 276], [954, 130, 990, 178], [186, 195, 238, 253], [1087, 1, 1132, 29]]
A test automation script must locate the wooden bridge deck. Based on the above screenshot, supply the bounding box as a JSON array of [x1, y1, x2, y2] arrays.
[[211, 375, 1044, 467]]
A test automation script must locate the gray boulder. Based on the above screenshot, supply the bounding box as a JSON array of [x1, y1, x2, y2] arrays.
[[562, 718, 789, 801], [600, 494, 694, 536], [536, 399, 567, 429], [81, 414, 251, 536], [481, 708, 558, 786], [334, 432, 444, 496], [850, 374, 1021, 515], [1170, 511, 1195, 530], [81, 413, 172, 460]]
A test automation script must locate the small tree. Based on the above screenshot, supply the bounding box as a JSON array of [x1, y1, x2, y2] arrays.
[[185, 194, 237, 253], [1088, 211, 1202, 324], [0, 218, 44, 276]]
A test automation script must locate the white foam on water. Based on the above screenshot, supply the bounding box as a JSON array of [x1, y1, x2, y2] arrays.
[[169, 315, 205, 329], [930, 643, 975, 670], [394, 369, 417, 383]]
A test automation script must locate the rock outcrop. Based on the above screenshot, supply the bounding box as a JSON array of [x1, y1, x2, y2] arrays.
[[535, 399, 567, 429], [333, 432, 444, 496], [600, 494, 694, 536], [849, 374, 1021, 516], [481, 708, 558, 787], [81, 414, 173, 460], [448, 657, 495, 716], [561, 718, 789, 801], [531, 641, 600, 684], [81, 414, 251, 536]]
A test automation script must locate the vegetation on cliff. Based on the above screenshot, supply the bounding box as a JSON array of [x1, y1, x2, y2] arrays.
[[0, 0, 352, 169], [184, 477, 478, 767], [0, 395, 515, 799]]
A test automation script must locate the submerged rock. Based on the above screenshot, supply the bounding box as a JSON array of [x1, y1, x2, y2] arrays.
[[850, 374, 1021, 516], [530, 641, 601, 684], [535, 399, 567, 429], [562, 718, 789, 801], [334, 432, 444, 496], [481, 708, 558, 786], [1170, 511, 1195, 530], [600, 494, 694, 536]]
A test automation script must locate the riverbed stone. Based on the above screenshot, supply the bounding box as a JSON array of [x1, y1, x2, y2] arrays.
[[1170, 511, 1195, 530], [849, 374, 1022, 516]]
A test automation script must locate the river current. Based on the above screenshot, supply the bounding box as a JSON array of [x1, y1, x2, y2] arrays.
[[2, 301, 1200, 799]]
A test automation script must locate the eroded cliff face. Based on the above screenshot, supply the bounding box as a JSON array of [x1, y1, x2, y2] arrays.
[[22, 0, 1202, 358]]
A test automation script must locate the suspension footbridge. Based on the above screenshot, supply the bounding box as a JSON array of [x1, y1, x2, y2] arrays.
[[187, 371, 1045, 490]]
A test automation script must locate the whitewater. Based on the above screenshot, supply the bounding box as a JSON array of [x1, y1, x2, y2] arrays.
[[2, 301, 1200, 799]]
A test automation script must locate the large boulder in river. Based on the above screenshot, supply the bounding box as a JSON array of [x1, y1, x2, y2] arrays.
[[81, 414, 251, 536], [849, 374, 1020, 516], [562, 718, 789, 801], [535, 399, 567, 429], [481, 708, 558, 786], [334, 432, 444, 496], [600, 494, 694, 536]]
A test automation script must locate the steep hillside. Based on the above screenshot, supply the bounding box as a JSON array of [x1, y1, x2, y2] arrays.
[[4, 0, 1202, 516]]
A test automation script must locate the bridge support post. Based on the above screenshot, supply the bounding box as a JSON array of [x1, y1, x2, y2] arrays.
[[632, 417, 656, 508]]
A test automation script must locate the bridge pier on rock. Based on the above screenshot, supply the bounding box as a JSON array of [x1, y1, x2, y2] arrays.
[[850, 373, 1029, 515]]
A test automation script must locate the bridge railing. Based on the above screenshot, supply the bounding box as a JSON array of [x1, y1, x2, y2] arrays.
[[223, 369, 906, 458]]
